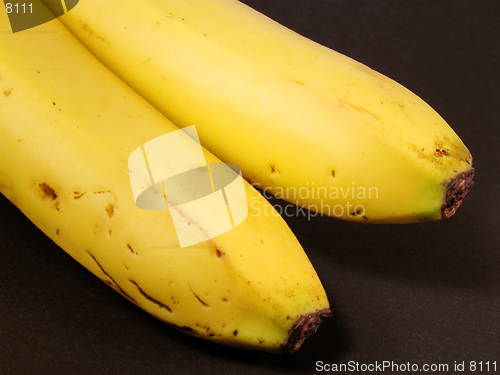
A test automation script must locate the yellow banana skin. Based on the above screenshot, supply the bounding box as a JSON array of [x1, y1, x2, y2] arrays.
[[0, 10, 330, 353], [48, 0, 474, 223]]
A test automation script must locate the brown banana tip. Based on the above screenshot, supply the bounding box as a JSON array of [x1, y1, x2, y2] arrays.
[[283, 309, 332, 354], [442, 167, 475, 219]]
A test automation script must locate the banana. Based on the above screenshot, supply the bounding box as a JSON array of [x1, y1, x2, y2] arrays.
[[45, 0, 474, 223], [0, 7, 330, 353]]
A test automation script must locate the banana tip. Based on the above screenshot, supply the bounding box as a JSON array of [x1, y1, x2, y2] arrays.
[[442, 167, 475, 219], [283, 309, 332, 354]]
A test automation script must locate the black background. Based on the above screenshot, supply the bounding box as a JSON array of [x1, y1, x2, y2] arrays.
[[1, 1, 499, 374]]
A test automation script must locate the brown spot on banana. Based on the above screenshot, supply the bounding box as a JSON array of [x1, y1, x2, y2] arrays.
[[177, 326, 196, 333], [129, 279, 172, 312], [105, 203, 115, 218], [188, 284, 209, 307], [349, 208, 363, 217], [126, 244, 137, 255], [435, 148, 450, 157], [410, 135, 471, 168], [165, 324, 200, 336], [79, 22, 105, 42], [38, 183, 57, 200], [73, 192, 86, 199], [87, 250, 135, 302]]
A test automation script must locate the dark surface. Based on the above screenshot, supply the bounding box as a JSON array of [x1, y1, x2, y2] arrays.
[[1, 1, 499, 374]]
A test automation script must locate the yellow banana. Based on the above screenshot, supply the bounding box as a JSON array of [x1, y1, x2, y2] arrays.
[[0, 7, 330, 353], [46, 0, 474, 223]]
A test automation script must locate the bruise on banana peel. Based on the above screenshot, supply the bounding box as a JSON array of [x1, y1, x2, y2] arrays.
[[38, 183, 57, 200]]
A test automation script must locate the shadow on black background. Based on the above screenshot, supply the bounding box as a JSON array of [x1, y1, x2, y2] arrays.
[[280, 193, 500, 292]]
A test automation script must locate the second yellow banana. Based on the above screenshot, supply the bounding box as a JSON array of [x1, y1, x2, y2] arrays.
[[46, 0, 474, 223]]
